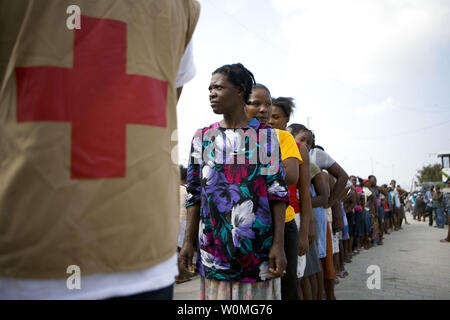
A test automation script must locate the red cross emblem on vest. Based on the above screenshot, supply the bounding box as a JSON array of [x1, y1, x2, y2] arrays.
[[15, 15, 168, 179]]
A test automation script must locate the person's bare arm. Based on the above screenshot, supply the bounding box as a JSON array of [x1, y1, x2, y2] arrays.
[[343, 189, 355, 212], [179, 203, 200, 273], [329, 175, 343, 233], [298, 144, 312, 255], [311, 172, 330, 209], [267, 201, 287, 279], [308, 215, 316, 245], [331, 201, 343, 233], [349, 188, 357, 210], [326, 162, 349, 208], [352, 188, 358, 210], [282, 157, 300, 186], [370, 194, 378, 217]]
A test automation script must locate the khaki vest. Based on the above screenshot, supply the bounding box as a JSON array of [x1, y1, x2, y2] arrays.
[[0, 0, 200, 278]]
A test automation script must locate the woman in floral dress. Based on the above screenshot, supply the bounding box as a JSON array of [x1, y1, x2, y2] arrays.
[[179, 63, 289, 300]]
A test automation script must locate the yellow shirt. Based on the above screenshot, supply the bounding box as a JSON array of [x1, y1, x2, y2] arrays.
[[275, 129, 302, 223]]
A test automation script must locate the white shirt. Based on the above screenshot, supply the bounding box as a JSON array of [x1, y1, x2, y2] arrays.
[[392, 190, 401, 208], [176, 40, 196, 88], [309, 148, 336, 171], [363, 186, 373, 211], [0, 40, 196, 300]]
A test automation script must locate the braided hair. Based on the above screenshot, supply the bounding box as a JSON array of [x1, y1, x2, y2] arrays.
[[271, 97, 296, 120], [213, 63, 256, 104]]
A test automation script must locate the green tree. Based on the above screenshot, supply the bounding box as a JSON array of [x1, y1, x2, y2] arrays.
[[416, 164, 442, 183]]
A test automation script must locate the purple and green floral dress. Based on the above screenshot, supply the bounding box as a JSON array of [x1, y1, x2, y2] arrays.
[[186, 118, 289, 283]]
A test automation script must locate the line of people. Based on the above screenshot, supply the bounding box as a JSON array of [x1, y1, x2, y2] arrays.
[[177, 63, 411, 300]]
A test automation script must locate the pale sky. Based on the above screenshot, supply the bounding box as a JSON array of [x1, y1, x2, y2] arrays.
[[176, 0, 450, 190]]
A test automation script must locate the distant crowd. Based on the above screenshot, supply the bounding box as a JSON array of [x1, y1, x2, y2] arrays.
[[411, 183, 450, 237]]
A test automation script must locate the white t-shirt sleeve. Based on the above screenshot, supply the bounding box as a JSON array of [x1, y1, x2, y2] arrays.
[[176, 39, 196, 88], [311, 148, 336, 170]]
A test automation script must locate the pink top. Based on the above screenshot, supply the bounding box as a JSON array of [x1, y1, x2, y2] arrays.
[[354, 186, 363, 211]]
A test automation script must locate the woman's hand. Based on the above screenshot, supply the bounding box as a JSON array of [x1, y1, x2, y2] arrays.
[[267, 243, 287, 279], [178, 243, 195, 274], [179, 203, 201, 274], [298, 231, 310, 256]]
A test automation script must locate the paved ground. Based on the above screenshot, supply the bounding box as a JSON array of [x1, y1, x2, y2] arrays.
[[174, 211, 450, 300]]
